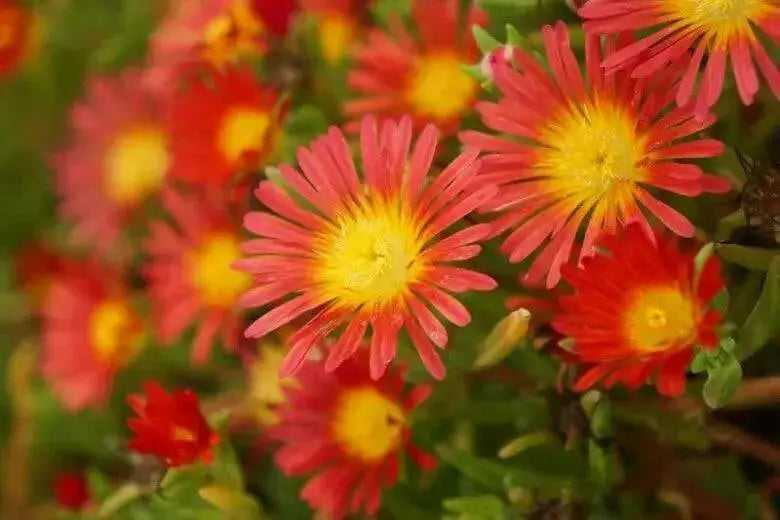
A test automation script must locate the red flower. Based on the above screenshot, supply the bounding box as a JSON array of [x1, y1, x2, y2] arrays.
[[233, 115, 497, 381], [167, 67, 284, 185], [127, 381, 219, 468], [251, 0, 297, 36], [551, 225, 725, 397], [460, 22, 730, 288], [42, 262, 143, 411], [345, 0, 486, 132], [14, 241, 70, 310], [144, 189, 250, 364], [300, 0, 368, 64], [54, 472, 90, 511], [266, 353, 435, 520], [578, 0, 780, 118], [0, 0, 33, 78]]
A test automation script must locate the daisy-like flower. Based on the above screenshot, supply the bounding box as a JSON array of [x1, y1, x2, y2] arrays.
[[301, 0, 366, 64], [345, 0, 486, 132], [167, 67, 284, 185], [234, 115, 497, 380], [145, 189, 251, 364], [578, 0, 780, 117], [0, 0, 34, 78], [244, 341, 296, 426], [55, 70, 170, 250], [460, 22, 731, 288], [42, 262, 143, 411], [266, 353, 435, 519], [14, 241, 68, 310], [552, 225, 725, 397], [53, 472, 90, 511], [127, 381, 219, 468]]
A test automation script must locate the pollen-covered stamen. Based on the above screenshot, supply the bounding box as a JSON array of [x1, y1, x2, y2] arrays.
[[624, 287, 697, 352], [104, 126, 169, 206], [218, 107, 271, 164], [89, 299, 140, 365], [201, 0, 263, 66], [188, 233, 251, 308], [660, 0, 773, 48], [406, 54, 477, 121]]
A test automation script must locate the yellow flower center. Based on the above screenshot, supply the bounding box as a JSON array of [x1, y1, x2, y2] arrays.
[[202, 0, 264, 67], [318, 13, 354, 64], [660, 0, 774, 49], [537, 99, 647, 209], [104, 126, 169, 206], [624, 287, 698, 352], [314, 202, 424, 306], [406, 53, 477, 121], [217, 107, 271, 165], [248, 343, 296, 425], [88, 299, 141, 365], [331, 386, 405, 462], [188, 233, 251, 308]]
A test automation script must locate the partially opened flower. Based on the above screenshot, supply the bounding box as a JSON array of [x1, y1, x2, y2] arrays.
[[300, 0, 366, 64], [578, 0, 780, 118], [42, 262, 143, 411], [127, 381, 219, 467], [0, 0, 35, 78], [145, 189, 251, 364], [552, 225, 725, 397], [53, 472, 90, 511], [167, 67, 284, 185], [54, 70, 170, 251], [345, 0, 486, 132], [460, 22, 731, 288], [266, 353, 435, 519], [234, 115, 497, 380]]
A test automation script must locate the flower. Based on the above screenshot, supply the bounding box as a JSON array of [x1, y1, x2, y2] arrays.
[[127, 381, 219, 467], [251, 0, 297, 37], [245, 341, 297, 426], [53, 472, 90, 511], [266, 353, 435, 519], [345, 0, 486, 132], [300, 0, 366, 64], [0, 0, 34, 78], [54, 70, 170, 251], [551, 225, 725, 397], [578, 0, 780, 118], [234, 115, 497, 380], [144, 189, 251, 364], [167, 67, 284, 185], [42, 262, 143, 411], [14, 241, 69, 310], [460, 22, 731, 288]]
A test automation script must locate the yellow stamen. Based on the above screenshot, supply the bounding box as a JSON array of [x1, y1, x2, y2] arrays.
[[247, 342, 296, 426], [89, 299, 141, 365], [318, 13, 354, 64], [217, 107, 271, 165], [104, 126, 169, 206], [188, 233, 251, 308], [624, 287, 697, 352], [202, 0, 264, 67], [331, 386, 405, 462], [406, 53, 477, 121], [172, 425, 196, 442]]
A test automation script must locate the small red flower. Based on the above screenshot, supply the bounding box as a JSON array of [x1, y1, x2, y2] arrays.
[[552, 225, 725, 397], [266, 352, 435, 520], [127, 381, 219, 467], [54, 472, 90, 511], [0, 0, 33, 79]]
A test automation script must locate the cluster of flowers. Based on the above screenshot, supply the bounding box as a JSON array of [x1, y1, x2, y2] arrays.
[[4, 0, 777, 517]]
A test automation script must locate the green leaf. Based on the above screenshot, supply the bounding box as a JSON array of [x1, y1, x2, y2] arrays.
[[703, 356, 743, 408], [457, 396, 549, 430], [211, 440, 244, 490], [693, 242, 715, 283], [472, 25, 502, 54], [443, 495, 506, 520], [473, 309, 531, 369], [737, 257, 780, 359], [498, 431, 556, 459], [436, 445, 511, 491], [505, 24, 525, 47], [715, 243, 779, 271], [86, 468, 113, 502], [712, 289, 730, 312]]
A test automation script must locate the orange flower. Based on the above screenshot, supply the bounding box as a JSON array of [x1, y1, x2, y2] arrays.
[[0, 0, 34, 78], [300, 0, 367, 64]]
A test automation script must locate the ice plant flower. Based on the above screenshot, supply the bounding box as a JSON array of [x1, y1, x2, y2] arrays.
[[167, 67, 283, 185], [266, 353, 435, 519], [552, 226, 725, 397], [245, 341, 296, 426], [460, 22, 731, 288], [53, 472, 90, 511], [54, 70, 170, 251], [0, 0, 33, 78], [301, 0, 365, 64], [14, 241, 68, 310], [42, 263, 143, 411], [127, 381, 219, 467], [234, 115, 497, 380], [145, 189, 251, 364], [345, 0, 486, 132], [578, 0, 780, 117]]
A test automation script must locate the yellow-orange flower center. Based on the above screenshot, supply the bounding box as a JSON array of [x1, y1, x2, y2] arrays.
[[248, 342, 296, 425], [331, 386, 405, 462], [188, 232, 251, 308], [104, 126, 169, 206], [624, 287, 697, 352], [202, 0, 264, 67], [217, 106, 271, 165], [317, 13, 354, 64], [537, 99, 647, 210], [88, 298, 141, 365], [406, 53, 477, 121], [314, 202, 425, 306], [659, 0, 775, 49]]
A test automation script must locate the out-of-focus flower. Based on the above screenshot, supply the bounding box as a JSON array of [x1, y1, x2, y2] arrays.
[[145, 189, 250, 364], [300, 0, 366, 64], [234, 115, 497, 380], [127, 381, 219, 468], [345, 0, 486, 132], [167, 67, 284, 185], [42, 263, 143, 411], [0, 0, 34, 79], [54, 71, 170, 252], [245, 341, 296, 426], [552, 225, 725, 397], [251, 0, 297, 37], [460, 22, 731, 288], [266, 353, 435, 520], [578, 0, 780, 118], [14, 242, 69, 310], [53, 472, 90, 511]]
